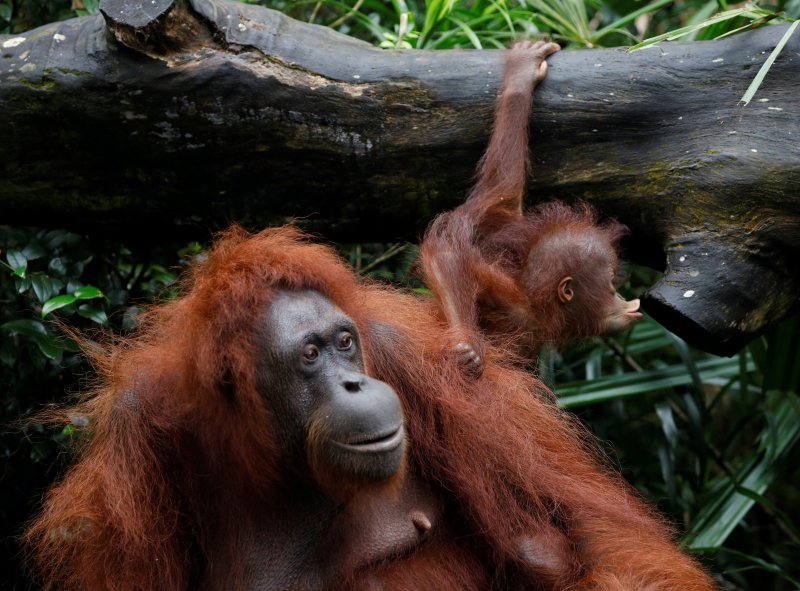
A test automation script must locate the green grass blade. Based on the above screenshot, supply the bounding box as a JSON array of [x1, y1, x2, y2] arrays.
[[488, 0, 515, 36], [685, 397, 800, 548], [557, 357, 754, 408], [740, 20, 800, 105], [595, 0, 673, 38], [713, 13, 778, 40], [628, 6, 769, 52], [444, 15, 483, 48]]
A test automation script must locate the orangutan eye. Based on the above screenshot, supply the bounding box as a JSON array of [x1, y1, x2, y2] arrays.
[[303, 344, 320, 364], [338, 332, 354, 351]]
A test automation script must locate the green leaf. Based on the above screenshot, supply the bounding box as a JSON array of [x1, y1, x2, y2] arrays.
[[41, 229, 67, 250], [445, 15, 482, 48], [1, 319, 62, 360], [6, 249, 27, 277], [22, 240, 46, 261], [42, 294, 77, 317], [418, 0, 455, 46], [30, 275, 50, 303], [66, 261, 85, 278], [61, 336, 82, 353], [713, 547, 800, 587], [33, 333, 63, 360], [1, 319, 47, 336], [6, 249, 25, 269], [595, 0, 673, 38], [655, 401, 678, 445], [48, 257, 67, 277], [77, 304, 108, 325], [15, 275, 32, 294], [556, 356, 754, 408], [30, 275, 63, 303], [713, 14, 779, 41], [73, 285, 104, 300]]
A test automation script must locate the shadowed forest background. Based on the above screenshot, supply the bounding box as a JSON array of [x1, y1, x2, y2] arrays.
[[2, 0, 799, 588]]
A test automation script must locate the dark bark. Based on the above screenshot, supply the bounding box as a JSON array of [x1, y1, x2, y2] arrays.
[[1, 0, 798, 355]]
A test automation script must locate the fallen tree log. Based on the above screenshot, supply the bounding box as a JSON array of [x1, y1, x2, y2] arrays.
[[1, 0, 798, 355]]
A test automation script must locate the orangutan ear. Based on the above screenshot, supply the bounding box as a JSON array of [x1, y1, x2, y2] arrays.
[[557, 276, 574, 303]]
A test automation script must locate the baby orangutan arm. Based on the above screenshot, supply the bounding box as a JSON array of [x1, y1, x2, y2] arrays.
[[466, 39, 560, 220], [421, 40, 559, 377]]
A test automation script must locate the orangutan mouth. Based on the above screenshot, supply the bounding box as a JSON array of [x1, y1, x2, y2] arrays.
[[334, 426, 405, 454]]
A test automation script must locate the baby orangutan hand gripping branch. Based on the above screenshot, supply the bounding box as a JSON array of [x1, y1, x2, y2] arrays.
[[421, 41, 642, 375]]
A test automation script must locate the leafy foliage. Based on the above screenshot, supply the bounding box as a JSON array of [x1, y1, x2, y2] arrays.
[[548, 287, 800, 589], [0, 0, 98, 34], [0, 226, 194, 588], [253, 0, 799, 51], [545, 266, 800, 589]]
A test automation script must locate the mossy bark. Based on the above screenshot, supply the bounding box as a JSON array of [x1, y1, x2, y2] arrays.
[[1, 0, 798, 354]]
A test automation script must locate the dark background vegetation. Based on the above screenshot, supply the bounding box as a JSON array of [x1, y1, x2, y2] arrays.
[[2, 0, 799, 588]]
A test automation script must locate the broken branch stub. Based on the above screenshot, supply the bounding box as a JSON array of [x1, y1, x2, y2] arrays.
[[643, 234, 800, 356]]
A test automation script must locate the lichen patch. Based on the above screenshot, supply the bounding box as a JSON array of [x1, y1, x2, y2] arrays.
[[2, 37, 26, 48]]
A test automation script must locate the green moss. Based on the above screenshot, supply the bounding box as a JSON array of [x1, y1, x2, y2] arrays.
[[52, 68, 87, 76], [19, 77, 56, 90]]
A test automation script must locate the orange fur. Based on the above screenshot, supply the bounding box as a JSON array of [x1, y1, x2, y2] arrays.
[[520, 201, 628, 346], [27, 226, 713, 590], [422, 43, 634, 359]]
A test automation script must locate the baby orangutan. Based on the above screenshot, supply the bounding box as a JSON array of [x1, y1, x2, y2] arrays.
[[419, 39, 646, 586], [421, 41, 641, 375]]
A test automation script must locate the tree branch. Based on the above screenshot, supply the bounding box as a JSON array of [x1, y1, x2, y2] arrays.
[[1, 0, 798, 354]]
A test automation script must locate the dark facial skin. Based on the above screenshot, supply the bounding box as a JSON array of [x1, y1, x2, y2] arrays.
[[257, 290, 406, 488]]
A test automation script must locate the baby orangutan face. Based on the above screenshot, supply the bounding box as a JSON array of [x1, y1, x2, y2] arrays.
[[600, 286, 642, 336], [555, 265, 642, 341]]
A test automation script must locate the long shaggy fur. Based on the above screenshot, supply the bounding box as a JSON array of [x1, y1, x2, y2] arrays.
[[421, 43, 636, 359], [26, 226, 714, 590]]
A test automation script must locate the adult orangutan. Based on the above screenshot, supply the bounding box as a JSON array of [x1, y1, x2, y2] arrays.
[[422, 41, 642, 375], [26, 224, 715, 590]]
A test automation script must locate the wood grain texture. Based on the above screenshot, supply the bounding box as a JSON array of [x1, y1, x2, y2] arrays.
[[1, 0, 798, 354]]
